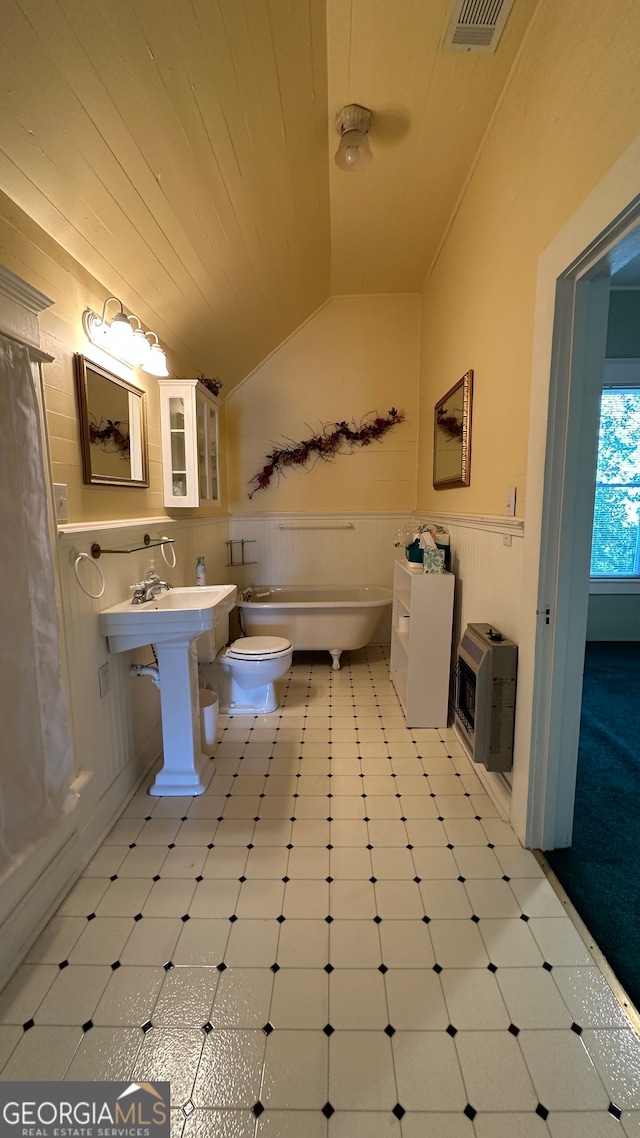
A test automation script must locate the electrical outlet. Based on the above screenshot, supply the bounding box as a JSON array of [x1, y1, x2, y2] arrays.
[[504, 486, 517, 516], [98, 661, 111, 698], [53, 483, 69, 521]]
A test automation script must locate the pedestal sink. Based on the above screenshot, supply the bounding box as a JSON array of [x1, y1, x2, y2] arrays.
[[100, 585, 237, 796]]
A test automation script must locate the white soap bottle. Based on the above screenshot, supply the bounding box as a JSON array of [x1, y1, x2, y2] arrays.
[[196, 556, 206, 586]]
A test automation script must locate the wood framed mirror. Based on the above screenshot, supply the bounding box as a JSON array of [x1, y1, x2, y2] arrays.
[[433, 369, 473, 490], [75, 354, 148, 486]]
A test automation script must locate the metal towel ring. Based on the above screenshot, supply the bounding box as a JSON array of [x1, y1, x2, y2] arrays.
[[74, 552, 105, 599], [160, 537, 177, 569]]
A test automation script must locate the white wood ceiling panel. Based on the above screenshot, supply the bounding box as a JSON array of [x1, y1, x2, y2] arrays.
[[0, 0, 536, 385]]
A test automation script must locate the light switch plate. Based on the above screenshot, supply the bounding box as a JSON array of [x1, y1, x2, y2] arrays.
[[53, 483, 69, 521]]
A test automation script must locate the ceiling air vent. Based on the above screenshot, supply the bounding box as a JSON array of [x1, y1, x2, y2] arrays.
[[443, 0, 516, 53]]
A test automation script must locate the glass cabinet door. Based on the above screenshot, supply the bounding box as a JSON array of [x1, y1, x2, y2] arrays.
[[169, 397, 188, 499], [196, 395, 219, 502]]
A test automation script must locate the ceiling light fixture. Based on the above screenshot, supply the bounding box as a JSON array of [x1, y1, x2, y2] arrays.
[[82, 297, 169, 376], [335, 103, 373, 172]]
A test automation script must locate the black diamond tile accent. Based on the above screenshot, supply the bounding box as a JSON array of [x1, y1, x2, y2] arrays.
[[270, 963, 280, 973], [487, 842, 495, 849], [277, 915, 286, 924], [470, 914, 480, 923], [181, 913, 190, 923], [110, 874, 118, 882], [373, 915, 382, 924], [464, 1104, 477, 1121], [508, 1023, 520, 1036], [323, 1024, 334, 1036], [325, 915, 333, 924], [327, 844, 333, 850], [400, 817, 407, 822], [447, 843, 455, 850], [437, 816, 445, 822], [457, 875, 466, 883], [195, 875, 204, 883], [58, 960, 69, 970], [392, 1104, 405, 1120], [129, 843, 137, 849], [370, 876, 377, 884], [87, 912, 96, 921], [181, 815, 188, 821], [384, 1024, 396, 1037], [422, 915, 431, 925], [487, 962, 498, 973], [608, 1103, 622, 1120], [254, 817, 261, 823], [282, 876, 290, 883], [571, 1022, 583, 1035], [262, 1022, 274, 1035], [366, 843, 374, 850], [413, 876, 422, 884], [23, 1019, 34, 1031], [520, 913, 530, 922], [446, 1024, 457, 1037], [326, 876, 334, 883], [287, 843, 294, 850], [82, 1020, 94, 1033], [202, 1021, 213, 1034], [182, 1100, 195, 1118], [134, 913, 144, 922], [229, 914, 238, 923], [502, 874, 511, 882], [252, 1102, 264, 1118], [475, 814, 482, 820], [163, 961, 174, 971], [167, 843, 175, 849], [535, 1104, 549, 1121], [542, 961, 553, 971], [406, 843, 414, 850], [111, 960, 121, 971], [322, 1103, 334, 1119], [326, 817, 332, 822], [324, 963, 334, 973], [433, 963, 442, 974], [207, 843, 214, 849], [378, 964, 388, 974]]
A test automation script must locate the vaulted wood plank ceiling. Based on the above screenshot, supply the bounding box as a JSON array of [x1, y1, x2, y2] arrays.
[[0, 0, 538, 388]]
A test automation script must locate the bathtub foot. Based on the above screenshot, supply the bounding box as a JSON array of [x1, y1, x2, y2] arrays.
[[330, 649, 342, 671]]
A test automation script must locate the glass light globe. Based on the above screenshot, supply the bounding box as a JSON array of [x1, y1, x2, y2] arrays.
[[335, 128, 372, 172]]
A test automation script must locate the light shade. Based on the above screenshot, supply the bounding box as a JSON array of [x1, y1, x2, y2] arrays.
[[108, 308, 134, 350], [143, 337, 169, 377], [82, 299, 169, 376], [335, 104, 373, 172]]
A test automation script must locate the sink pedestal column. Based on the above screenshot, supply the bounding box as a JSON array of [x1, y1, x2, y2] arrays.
[[150, 639, 208, 796]]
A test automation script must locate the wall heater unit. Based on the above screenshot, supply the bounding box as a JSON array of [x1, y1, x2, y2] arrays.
[[454, 623, 517, 772]]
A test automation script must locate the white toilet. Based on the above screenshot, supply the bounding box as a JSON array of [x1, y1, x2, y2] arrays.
[[198, 623, 292, 714]]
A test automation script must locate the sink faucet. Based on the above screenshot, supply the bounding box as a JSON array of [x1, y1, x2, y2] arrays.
[[130, 578, 174, 604]]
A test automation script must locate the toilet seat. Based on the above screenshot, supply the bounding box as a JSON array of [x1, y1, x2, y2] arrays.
[[226, 635, 292, 661]]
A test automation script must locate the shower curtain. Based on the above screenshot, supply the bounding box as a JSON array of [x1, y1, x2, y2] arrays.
[[0, 335, 74, 878]]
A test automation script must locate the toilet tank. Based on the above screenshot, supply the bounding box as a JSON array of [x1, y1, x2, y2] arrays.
[[197, 613, 229, 663]]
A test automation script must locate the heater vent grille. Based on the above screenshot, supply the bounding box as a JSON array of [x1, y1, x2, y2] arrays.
[[443, 0, 515, 52]]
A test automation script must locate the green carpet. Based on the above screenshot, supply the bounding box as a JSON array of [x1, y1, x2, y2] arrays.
[[546, 641, 640, 1012]]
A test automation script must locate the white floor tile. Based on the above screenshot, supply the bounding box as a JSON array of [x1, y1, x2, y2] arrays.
[[329, 1031, 395, 1110], [552, 966, 630, 1028], [401, 1116, 471, 1138], [262, 1030, 328, 1109], [36, 964, 111, 1025], [528, 918, 595, 966], [441, 967, 510, 1029], [93, 964, 165, 1027], [258, 1110, 327, 1137], [329, 968, 388, 1029], [224, 919, 279, 967], [580, 1028, 640, 1109], [548, 1113, 626, 1137], [276, 920, 329, 968], [385, 968, 448, 1029], [26, 916, 86, 964], [0, 964, 57, 1023], [392, 1031, 466, 1110], [329, 920, 382, 968], [270, 968, 328, 1028], [420, 881, 472, 919], [210, 967, 274, 1028], [133, 1026, 206, 1105], [478, 919, 544, 967], [474, 1113, 551, 1137], [518, 1029, 610, 1110], [455, 1029, 537, 1111], [497, 966, 573, 1028], [378, 920, 434, 968], [64, 1025, 142, 1081], [283, 880, 329, 918], [172, 918, 230, 967], [151, 966, 218, 1027], [429, 920, 489, 968], [330, 880, 377, 919]]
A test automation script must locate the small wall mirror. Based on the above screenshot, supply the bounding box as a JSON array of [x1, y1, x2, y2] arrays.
[[75, 354, 148, 486], [433, 369, 473, 490]]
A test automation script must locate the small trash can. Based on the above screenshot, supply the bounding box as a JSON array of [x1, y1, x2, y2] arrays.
[[199, 689, 218, 756]]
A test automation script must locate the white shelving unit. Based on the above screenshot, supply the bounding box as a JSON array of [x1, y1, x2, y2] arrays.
[[390, 559, 455, 728]]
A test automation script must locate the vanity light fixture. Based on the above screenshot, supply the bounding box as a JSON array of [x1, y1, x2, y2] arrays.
[[82, 296, 169, 376], [335, 103, 373, 172]]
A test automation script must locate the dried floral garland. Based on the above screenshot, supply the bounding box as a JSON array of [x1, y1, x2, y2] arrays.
[[197, 375, 223, 396], [248, 408, 404, 497], [436, 406, 464, 441], [89, 414, 130, 459]]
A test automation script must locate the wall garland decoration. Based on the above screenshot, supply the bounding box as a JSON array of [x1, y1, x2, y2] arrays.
[[248, 408, 404, 497]]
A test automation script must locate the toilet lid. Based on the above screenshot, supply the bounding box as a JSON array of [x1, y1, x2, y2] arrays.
[[226, 635, 292, 660]]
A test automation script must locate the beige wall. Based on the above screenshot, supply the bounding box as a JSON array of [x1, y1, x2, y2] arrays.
[[226, 294, 420, 514], [416, 0, 640, 518], [0, 191, 226, 523]]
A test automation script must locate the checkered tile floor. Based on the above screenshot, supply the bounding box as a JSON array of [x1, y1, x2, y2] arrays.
[[0, 648, 639, 1137]]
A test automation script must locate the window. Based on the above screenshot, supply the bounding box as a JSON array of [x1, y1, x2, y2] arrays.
[[590, 386, 640, 577]]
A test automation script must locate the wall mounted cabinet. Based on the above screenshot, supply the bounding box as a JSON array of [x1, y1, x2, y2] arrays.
[[158, 379, 219, 508], [390, 559, 455, 728]]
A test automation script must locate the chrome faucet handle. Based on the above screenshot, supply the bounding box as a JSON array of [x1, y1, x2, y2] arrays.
[[130, 583, 147, 605]]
